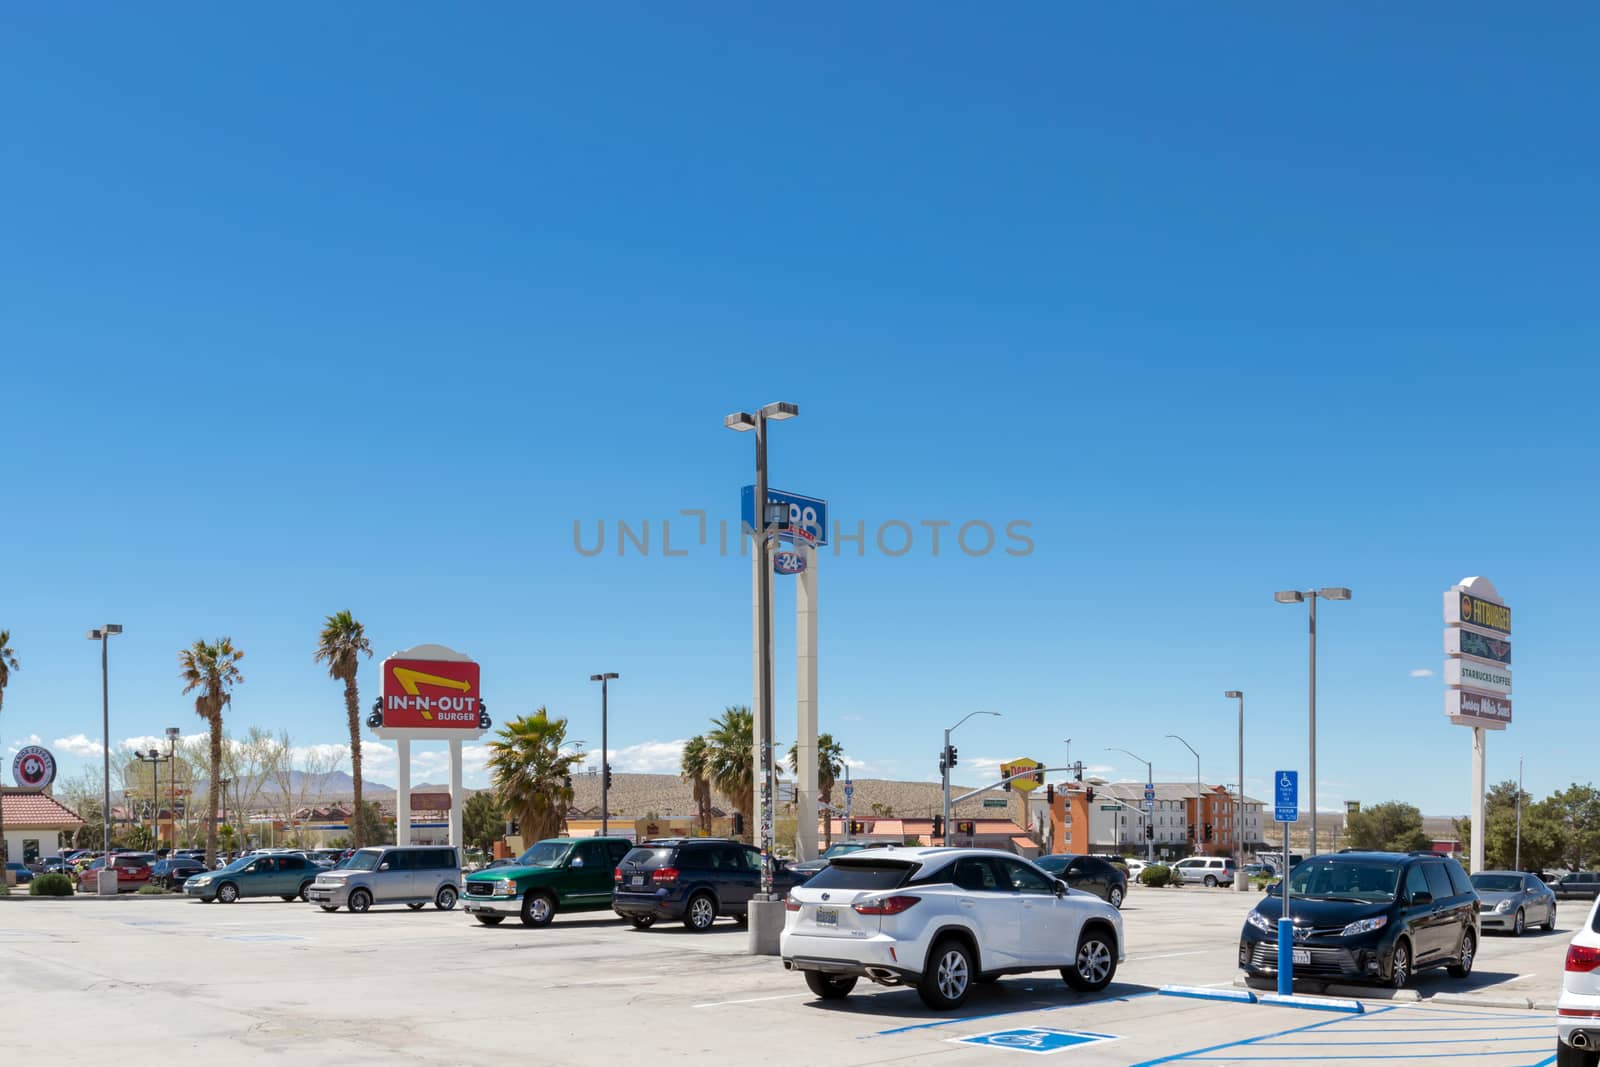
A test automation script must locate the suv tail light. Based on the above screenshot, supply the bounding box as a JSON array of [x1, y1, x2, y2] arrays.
[[852, 895, 920, 916], [652, 867, 680, 885], [785, 895, 800, 912], [613, 867, 623, 884], [1568, 945, 1600, 973]]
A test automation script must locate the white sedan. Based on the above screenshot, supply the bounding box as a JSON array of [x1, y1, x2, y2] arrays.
[[781, 846, 1124, 1010]]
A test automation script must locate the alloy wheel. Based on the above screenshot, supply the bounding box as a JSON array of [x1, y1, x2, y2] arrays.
[[1077, 939, 1112, 985], [689, 895, 715, 929], [1391, 942, 1410, 988], [936, 948, 970, 1001], [1515, 910, 1525, 936]]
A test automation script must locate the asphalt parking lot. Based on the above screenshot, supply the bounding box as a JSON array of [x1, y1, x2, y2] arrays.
[[0, 886, 1569, 1064]]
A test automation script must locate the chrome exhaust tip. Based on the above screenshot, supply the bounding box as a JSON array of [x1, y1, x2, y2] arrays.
[[1574, 1031, 1590, 1050]]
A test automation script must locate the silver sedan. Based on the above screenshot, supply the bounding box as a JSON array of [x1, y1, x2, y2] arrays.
[[1471, 870, 1556, 936]]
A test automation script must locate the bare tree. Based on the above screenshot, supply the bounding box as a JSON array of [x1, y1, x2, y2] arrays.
[[271, 736, 346, 846], [221, 726, 289, 847]]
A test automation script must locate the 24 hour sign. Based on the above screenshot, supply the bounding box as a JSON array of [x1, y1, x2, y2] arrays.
[[380, 657, 481, 729]]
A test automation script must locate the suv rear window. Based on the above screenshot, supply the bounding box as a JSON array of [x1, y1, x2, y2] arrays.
[[804, 862, 912, 891], [620, 847, 675, 868]]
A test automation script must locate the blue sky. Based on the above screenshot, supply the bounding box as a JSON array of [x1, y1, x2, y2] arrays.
[[3, 5, 1595, 810]]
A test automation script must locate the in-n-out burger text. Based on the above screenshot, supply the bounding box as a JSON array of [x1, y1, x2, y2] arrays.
[[379, 657, 482, 730], [385, 694, 479, 722]]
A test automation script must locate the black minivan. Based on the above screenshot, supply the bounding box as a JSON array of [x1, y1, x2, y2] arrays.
[[1239, 851, 1480, 988], [612, 838, 803, 931]]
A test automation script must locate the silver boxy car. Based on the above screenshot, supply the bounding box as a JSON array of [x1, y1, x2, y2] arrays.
[[1470, 869, 1556, 936], [1171, 856, 1236, 887], [306, 845, 462, 913]]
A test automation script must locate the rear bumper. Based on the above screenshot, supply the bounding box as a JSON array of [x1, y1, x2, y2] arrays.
[[1559, 990, 1600, 1048], [613, 888, 688, 921], [781, 930, 924, 982]]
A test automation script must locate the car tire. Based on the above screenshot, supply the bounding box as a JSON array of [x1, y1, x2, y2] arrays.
[[804, 971, 857, 1000], [298, 881, 313, 902], [1109, 886, 1124, 909], [974, 974, 1000, 985], [1204, 875, 1218, 888], [348, 888, 372, 914], [1448, 929, 1476, 978], [217, 882, 239, 904], [200, 896, 215, 904], [1558, 1040, 1600, 1067], [1511, 909, 1526, 937], [407, 903, 426, 910], [1546, 905, 1558, 932], [474, 915, 505, 926], [436, 886, 458, 911], [629, 916, 655, 929], [320, 905, 340, 913], [1388, 938, 1412, 989], [521, 891, 556, 927], [918, 938, 975, 1011], [1064, 927, 1117, 992], [281, 894, 297, 902], [684, 892, 717, 931]]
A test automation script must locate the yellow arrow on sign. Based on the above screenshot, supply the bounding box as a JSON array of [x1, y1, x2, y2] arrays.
[[392, 667, 473, 697]]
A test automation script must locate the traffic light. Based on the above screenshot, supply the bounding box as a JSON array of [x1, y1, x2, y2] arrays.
[[849, 820, 865, 835], [946, 745, 958, 769], [932, 815, 945, 839], [1187, 824, 1196, 842], [732, 812, 745, 837], [1085, 787, 1095, 803], [604, 763, 613, 790], [1045, 784, 1055, 804], [957, 820, 975, 835], [1074, 763, 1084, 782], [1204, 823, 1213, 842], [1002, 775, 1012, 792], [1033, 767, 1045, 788], [1145, 824, 1154, 840]]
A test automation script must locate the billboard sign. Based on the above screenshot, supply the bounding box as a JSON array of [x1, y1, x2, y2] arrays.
[[1445, 627, 1511, 666], [1445, 591, 1512, 635], [380, 657, 482, 729], [1444, 659, 1512, 694], [1001, 757, 1044, 793], [741, 486, 829, 545], [1447, 688, 1512, 728], [12, 745, 56, 789]]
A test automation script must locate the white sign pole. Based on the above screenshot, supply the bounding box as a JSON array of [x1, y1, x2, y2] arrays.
[[396, 738, 412, 847], [1471, 727, 1486, 873], [795, 541, 819, 862]]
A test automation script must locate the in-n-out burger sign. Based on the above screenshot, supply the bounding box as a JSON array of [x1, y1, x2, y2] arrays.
[[380, 657, 482, 729]]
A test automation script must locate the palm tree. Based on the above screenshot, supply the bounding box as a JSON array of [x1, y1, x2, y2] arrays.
[[314, 612, 373, 846], [788, 732, 846, 848], [700, 706, 753, 840], [179, 638, 244, 868], [680, 735, 714, 834], [0, 630, 17, 862], [487, 709, 586, 844]]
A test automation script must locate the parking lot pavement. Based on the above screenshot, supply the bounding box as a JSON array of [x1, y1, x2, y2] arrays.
[[0, 886, 1566, 1064]]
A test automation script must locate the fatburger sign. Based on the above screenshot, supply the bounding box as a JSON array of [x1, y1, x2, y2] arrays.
[[380, 657, 481, 729], [13, 745, 57, 789]]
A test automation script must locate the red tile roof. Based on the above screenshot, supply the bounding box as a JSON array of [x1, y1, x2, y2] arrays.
[[2, 792, 86, 828]]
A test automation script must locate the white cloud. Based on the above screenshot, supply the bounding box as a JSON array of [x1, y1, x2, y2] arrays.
[[55, 734, 106, 758], [576, 740, 687, 775], [1409, 668, 1435, 678], [7, 733, 43, 755]]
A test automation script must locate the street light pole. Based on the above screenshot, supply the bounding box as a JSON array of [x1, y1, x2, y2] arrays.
[[134, 749, 172, 846], [166, 727, 180, 848], [1274, 587, 1351, 857], [726, 401, 797, 903], [1168, 734, 1202, 854], [589, 673, 619, 836], [943, 711, 1001, 839], [1108, 747, 1154, 863], [86, 625, 124, 856], [1225, 692, 1245, 892], [1515, 755, 1524, 871]]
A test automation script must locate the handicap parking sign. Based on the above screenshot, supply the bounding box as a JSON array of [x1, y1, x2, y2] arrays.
[[950, 1027, 1119, 1055]]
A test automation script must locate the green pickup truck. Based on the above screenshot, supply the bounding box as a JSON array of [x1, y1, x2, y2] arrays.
[[461, 837, 633, 927]]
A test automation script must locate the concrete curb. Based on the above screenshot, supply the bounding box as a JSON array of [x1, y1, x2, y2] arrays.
[[1259, 992, 1365, 1014], [1160, 985, 1258, 1004], [1231, 976, 1420, 1003], [1430, 991, 1558, 1012]]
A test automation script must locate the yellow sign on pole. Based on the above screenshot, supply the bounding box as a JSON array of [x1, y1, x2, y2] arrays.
[[1001, 757, 1044, 793]]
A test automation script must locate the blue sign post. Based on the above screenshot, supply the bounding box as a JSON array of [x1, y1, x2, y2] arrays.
[[1274, 770, 1299, 996]]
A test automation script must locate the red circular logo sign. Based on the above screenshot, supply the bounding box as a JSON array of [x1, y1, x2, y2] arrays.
[[12, 746, 56, 789]]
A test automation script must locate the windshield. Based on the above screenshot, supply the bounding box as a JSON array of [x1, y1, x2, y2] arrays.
[[220, 855, 256, 871], [515, 842, 573, 868], [1035, 856, 1069, 873], [1287, 858, 1401, 901], [343, 850, 384, 872], [1472, 874, 1524, 893]]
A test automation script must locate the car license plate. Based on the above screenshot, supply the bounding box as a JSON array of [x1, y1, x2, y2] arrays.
[[815, 907, 837, 927], [1293, 949, 1311, 965], [631, 876, 644, 887]]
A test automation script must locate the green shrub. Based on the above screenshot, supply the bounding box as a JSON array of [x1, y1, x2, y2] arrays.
[[136, 885, 167, 895], [0, 882, 10, 896], [1139, 864, 1171, 887], [30, 873, 74, 897]]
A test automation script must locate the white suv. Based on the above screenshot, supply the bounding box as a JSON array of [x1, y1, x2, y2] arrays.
[[1557, 897, 1600, 1066], [781, 847, 1125, 1010], [1172, 856, 1236, 887]]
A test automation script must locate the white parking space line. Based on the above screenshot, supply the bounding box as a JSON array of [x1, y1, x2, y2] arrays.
[[692, 992, 811, 1008], [1127, 950, 1208, 962]]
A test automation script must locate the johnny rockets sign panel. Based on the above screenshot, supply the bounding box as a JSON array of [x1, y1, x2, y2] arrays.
[[380, 657, 482, 729]]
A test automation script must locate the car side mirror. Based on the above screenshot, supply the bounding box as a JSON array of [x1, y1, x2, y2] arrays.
[[1055, 879, 1068, 897], [379, 862, 390, 871], [1410, 891, 1432, 907], [571, 857, 584, 867]]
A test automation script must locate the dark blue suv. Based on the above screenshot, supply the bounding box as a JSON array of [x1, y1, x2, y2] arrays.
[[612, 838, 803, 931]]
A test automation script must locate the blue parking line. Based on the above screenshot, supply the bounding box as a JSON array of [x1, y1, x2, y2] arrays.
[[1129, 1007, 1398, 1066], [1180, 1052, 1551, 1061], [872, 990, 1159, 1036]]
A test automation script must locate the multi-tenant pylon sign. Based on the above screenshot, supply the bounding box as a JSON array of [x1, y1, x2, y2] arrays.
[[368, 643, 490, 848], [1443, 576, 1513, 873]]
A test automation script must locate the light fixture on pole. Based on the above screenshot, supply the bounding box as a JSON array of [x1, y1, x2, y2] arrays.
[[725, 400, 797, 911], [165, 727, 181, 849], [86, 624, 124, 858], [1224, 691, 1245, 892], [942, 710, 1001, 839], [1274, 586, 1351, 857], [134, 748, 173, 844], [1167, 734, 1203, 854], [1108, 747, 1155, 863], [589, 673, 619, 836]]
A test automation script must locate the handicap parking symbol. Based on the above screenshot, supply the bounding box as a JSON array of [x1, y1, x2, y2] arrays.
[[950, 1027, 1120, 1055]]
